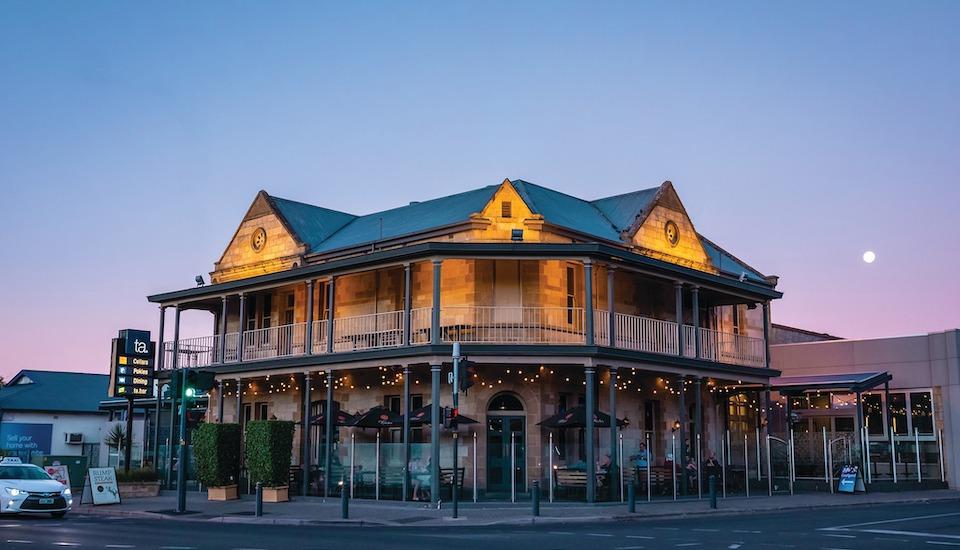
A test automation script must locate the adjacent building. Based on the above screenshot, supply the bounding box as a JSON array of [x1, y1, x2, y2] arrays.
[[149, 178, 782, 501]]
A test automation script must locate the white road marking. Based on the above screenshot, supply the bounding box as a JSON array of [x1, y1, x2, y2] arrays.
[[626, 535, 655, 539], [587, 533, 614, 537], [860, 529, 960, 540], [692, 528, 719, 532], [927, 542, 960, 547], [53, 544, 80, 547], [160, 547, 197, 550], [675, 544, 701, 547], [728, 545, 742, 549], [733, 530, 761, 534], [106, 546, 135, 549], [549, 531, 574, 535], [615, 546, 645, 549], [0, 524, 22, 528], [823, 534, 856, 539], [6, 541, 32, 545], [822, 512, 960, 531]]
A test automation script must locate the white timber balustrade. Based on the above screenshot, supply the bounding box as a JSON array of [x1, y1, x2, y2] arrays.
[[311, 319, 329, 354], [613, 313, 679, 355], [593, 310, 610, 346], [682, 325, 697, 358], [699, 327, 766, 368], [409, 307, 433, 345], [333, 310, 404, 351], [242, 322, 307, 361], [441, 306, 585, 344]]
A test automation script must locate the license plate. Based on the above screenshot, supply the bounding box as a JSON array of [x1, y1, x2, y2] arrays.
[[38, 498, 54, 504]]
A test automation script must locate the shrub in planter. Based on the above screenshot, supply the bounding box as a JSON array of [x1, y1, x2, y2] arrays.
[[194, 423, 242, 500], [115, 468, 161, 498], [244, 420, 295, 502]]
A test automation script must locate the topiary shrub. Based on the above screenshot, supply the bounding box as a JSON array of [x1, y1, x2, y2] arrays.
[[244, 420, 295, 487], [193, 423, 241, 487]]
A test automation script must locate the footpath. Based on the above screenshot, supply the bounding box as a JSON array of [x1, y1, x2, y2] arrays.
[[74, 489, 960, 527]]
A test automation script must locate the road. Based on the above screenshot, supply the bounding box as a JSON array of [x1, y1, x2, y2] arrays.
[[1, 500, 959, 549]]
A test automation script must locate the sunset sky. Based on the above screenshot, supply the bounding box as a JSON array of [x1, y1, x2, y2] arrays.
[[2, 1, 958, 380]]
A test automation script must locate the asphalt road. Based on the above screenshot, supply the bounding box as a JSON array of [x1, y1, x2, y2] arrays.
[[1, 500, 959, 549]]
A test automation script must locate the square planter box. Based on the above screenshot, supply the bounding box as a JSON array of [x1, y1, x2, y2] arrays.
[[262, 486, 288, 503], [118, 481, 161, 499], [207, 485, 239, 501]]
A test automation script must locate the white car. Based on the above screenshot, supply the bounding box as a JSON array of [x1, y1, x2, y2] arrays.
[[0, 457, 72, 517]]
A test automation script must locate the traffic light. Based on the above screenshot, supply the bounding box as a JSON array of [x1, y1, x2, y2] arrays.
[[167, 370, 183, 398], [184, 370, 216, 398], [457, 358, 476, 393]]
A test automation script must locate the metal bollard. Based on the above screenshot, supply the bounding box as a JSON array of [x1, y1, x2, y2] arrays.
[[340, 481, 349, 519], [255, 482, 263, 517], [627, 481, 635, 514], [709, 475, 717, 510], [532, 480, 540, 517]]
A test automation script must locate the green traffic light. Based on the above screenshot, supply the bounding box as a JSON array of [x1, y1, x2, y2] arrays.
[[185, 387, 196, 398]]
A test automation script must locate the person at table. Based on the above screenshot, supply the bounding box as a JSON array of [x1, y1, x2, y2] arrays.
[[630, 443, 649, 468], [597, 453, 612, 474], [685, 456, 698, 491], [410, 457, 432, 501]]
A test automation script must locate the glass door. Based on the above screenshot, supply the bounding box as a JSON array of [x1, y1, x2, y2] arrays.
[[486, 415, 525, 495]]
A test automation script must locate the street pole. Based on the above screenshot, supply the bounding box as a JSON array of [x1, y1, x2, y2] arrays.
[[452, 342, 461, 519], [176, 367, 190, 513], [124, 395, 134, 473]]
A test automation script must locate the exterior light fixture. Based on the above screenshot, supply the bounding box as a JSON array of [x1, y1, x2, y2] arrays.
[[672, 420, 681, 432], [195, 275, 205, 287]]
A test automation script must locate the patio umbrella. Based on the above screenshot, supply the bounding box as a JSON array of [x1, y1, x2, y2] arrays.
[[407, 404, 478, 427], [350, 406, 404, 429], [309, 408, 357, 427], [538, 405, 626, 429]]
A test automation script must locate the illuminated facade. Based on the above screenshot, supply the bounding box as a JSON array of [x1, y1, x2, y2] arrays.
[[149, 178, 781, 502]]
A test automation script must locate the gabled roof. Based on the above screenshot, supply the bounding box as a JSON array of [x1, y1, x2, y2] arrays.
[[268, 196, 356, 251], [257, 178, 772, 285], [0, 370, 110, 414]]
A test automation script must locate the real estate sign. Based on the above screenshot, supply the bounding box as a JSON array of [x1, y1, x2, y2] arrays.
[[0, 423, 52, 454], [109, 329, 155, 399]]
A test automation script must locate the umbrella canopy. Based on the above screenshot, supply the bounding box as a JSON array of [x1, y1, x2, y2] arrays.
[[538, 406, 626, 429], [407, 405, 479, 427], [309, 409, 357, 427], [350, 406, 404, 429]]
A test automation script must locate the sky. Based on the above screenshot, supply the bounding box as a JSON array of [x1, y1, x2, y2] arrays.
[[1, 1, 958, 380]]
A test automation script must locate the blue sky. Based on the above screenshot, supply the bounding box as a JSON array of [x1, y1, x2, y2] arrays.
[[1, 1, 958, 377]]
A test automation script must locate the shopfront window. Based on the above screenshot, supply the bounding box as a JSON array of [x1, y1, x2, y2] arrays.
[[910, 392, 934, 435], [890, 393, 908, 435], [864, 394, 884, 436]]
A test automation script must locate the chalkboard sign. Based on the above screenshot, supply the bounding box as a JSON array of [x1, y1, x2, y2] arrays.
[[838, 464, 865, 493]]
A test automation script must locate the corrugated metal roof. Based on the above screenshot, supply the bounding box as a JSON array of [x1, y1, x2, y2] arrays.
[[512, 180, 623, 241], [0, 370, 110, 414], [590, 188, 660, 231], [269, 196, 357, 252]]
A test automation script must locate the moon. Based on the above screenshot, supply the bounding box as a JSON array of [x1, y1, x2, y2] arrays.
[[862, 250, 876, 264]]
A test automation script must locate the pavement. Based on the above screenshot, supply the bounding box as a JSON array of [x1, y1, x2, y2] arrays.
[[9, 499, 960, 549], [72, 488, 960, 527]]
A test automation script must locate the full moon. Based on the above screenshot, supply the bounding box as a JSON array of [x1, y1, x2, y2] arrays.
[[862, 250, 877, 264]]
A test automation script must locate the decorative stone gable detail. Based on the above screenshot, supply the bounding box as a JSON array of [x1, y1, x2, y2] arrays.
[[212, 192, 305, 284], [472, 179, 546, 242], [628, 183, 717, 274]]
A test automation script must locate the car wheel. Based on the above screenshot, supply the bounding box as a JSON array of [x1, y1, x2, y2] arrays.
[[51, 511, 66, 519]]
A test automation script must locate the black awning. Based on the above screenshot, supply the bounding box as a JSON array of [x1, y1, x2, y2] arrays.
[[770, 371, 892, 395]]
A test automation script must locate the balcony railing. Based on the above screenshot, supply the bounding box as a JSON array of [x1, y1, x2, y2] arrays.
[[440, 306, 584, 344], [162, 306, 766, 369]]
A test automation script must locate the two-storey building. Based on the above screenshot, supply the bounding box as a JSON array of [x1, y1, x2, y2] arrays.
[[148, 178, 781, 503]]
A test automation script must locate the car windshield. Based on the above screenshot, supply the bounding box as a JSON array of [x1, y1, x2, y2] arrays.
[[0, 466, 52, 480]]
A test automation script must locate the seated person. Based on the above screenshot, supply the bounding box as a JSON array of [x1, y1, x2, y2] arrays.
[[630, 443, 650, 468], [410, 457, 432, 501]]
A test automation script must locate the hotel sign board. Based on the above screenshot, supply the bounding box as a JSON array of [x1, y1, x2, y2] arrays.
[[108, 329, 155, 399]]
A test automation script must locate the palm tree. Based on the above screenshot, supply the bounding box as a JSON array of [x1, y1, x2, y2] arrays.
[[104, 423, 126, 449]]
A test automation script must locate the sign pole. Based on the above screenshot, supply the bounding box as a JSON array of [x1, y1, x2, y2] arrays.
[[124, 396, 134, 473], [176, 367, 190, 514]]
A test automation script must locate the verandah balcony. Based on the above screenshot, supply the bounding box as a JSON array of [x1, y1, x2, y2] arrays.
[[163, 307, 766, 370]]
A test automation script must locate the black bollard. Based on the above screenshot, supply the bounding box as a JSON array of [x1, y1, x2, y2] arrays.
[[340, 481, 349, 519], [532, 480, 540, 517], [255, 482, 263, 517], [709, 475, 717, 509], [627, 481, 636, 513]]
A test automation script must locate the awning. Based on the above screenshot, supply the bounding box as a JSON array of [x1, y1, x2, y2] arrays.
[[770, 371, 892, 395]]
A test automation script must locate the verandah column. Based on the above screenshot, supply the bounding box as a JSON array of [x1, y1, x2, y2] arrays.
[[607, 266, 616, 346], [324, 370, 334, 497], [301, 372, 311, 496], [678, 374, 687, 495], [584, 260, 595, 345], [694, 376, 702, 494], [431, 260, 442, 345], [237, 293, 246, 362], [305, 280, 315, 355], [403, 263, 412, 346], [762, 301, 772, 369], [675, 282, 685, 355], [608, 366, 618, 501], [402, 365, 412, 500], [585, 366, 597, 503], [884, 380, 895, 479], [691, 286, 701, 359], [430, 362, 442, 503], [326, 278, 335, 354], [217, 380, 225, 423], [218, 296, 228, 363]]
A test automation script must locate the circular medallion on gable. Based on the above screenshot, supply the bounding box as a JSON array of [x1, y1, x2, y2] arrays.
[[664, 220, 680, 247], [251, 227, 267, 252]]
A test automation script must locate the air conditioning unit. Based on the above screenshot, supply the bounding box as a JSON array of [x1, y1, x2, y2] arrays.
[[64, 433, 83, 445]]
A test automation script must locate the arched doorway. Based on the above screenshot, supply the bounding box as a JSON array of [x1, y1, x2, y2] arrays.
[[486, 392, 526, 496]]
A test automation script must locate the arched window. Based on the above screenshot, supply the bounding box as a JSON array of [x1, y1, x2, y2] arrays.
[[488, 393, 524, 412]]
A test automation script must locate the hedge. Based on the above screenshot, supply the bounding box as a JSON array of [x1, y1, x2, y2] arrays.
[[193, 423, 242, 487], [244, 420, 295, 487]]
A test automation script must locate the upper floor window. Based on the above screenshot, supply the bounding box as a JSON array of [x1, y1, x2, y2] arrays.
[[501, 201, 512, 218], [731, 305, 742, 335]]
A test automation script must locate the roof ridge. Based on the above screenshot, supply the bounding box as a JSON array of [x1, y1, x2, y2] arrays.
[[511, 179, 622, 235], [590, 186, 661, 203], [268, 195, 357, 218], [697, 233, 766, 278]]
